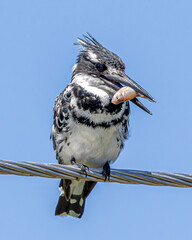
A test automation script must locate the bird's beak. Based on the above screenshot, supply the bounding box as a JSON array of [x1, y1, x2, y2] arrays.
[[100, 73, 156, 114]]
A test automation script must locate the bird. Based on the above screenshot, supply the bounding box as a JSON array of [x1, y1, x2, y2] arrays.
[[50, 33, 155, 218]]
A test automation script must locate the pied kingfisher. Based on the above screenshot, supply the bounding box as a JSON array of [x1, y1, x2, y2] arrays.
[[51, 34, 155, 218]]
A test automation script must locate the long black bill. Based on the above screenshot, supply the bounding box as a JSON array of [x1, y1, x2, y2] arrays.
[[100, 73, 156, 114], [102, 73, 156, 102]]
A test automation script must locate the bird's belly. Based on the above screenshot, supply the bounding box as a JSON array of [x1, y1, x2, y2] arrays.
[[59, 124, 122, 168]]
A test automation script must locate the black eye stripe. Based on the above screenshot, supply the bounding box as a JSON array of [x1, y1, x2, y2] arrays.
[[96, 63, 107, 72]]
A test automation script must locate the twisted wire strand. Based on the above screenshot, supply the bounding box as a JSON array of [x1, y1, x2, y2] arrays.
[[0, 159, 192, 187]]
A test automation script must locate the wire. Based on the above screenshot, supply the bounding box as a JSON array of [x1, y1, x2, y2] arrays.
[[0, 159, 192, 187]]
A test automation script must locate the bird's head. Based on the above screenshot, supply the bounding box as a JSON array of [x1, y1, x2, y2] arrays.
[[72, 33, 155, 114]]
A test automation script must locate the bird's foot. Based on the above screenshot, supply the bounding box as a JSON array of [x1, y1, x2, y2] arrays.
[[71, 158, 89, 177], [103, 162, 111, 181]]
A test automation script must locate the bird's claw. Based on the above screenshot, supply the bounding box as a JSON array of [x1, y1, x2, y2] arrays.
[[71, 158, 89, 177], [79, 164, 89, 177], [102, 162, 110, 181]]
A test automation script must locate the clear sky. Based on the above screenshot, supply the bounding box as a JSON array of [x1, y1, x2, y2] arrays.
[[0, 0, 192, 239]]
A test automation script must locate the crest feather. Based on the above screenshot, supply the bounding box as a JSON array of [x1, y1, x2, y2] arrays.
[[75, 33, 103, 51]]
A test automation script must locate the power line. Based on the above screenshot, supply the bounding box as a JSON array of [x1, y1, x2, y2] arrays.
[[0, 159, 192, 187]]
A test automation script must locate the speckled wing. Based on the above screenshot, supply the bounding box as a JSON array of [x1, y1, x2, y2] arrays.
[[50, 87, 72, 160]]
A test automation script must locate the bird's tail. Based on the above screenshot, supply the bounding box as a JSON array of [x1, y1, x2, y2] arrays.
[[55, 179, 96, 218]]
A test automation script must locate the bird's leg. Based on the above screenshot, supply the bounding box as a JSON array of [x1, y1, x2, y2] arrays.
[[103, 161, 111, 181], [71, 157, 89, 177]]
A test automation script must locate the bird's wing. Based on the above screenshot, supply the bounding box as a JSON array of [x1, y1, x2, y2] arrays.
[[50, 86, 72, 157]]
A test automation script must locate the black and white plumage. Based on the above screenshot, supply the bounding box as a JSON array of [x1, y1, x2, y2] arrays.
[[51, 34, 155, 218]]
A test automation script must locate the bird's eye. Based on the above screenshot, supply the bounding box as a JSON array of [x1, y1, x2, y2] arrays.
[[96, 63, 107, 72]]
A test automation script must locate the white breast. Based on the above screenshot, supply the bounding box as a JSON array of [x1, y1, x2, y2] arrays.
[[59, 121, 123, 168]]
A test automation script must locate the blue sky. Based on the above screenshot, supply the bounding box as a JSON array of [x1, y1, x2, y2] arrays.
[[0, 0, 192, 239]]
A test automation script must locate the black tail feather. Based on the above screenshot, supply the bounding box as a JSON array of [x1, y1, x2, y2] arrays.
[[55, 180, 96, 218], [55, 194, 85, 218]]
